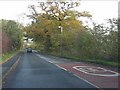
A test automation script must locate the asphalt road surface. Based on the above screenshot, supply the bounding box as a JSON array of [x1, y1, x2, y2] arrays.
[[2, 51, 98, 88]]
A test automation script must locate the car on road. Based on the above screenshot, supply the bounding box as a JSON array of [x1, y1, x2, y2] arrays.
[[27, 48, 32, 53]]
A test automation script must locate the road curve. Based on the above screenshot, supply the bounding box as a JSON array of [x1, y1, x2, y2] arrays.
[[2, 51, 98, 88]]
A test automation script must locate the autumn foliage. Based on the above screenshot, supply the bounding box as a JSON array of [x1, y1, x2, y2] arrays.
[[1, 19, 22, 55], [24, 1, 118, 63]]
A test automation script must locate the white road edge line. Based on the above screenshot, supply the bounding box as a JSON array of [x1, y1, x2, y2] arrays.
[[35, 53, 68, 71], [35, 53, 100, 88], [1, 56, 21, 84], [35, 54, 53, 63], [55, 64, 67, 71], [55, 64, 99, 88], [73, 74, 100, 88]]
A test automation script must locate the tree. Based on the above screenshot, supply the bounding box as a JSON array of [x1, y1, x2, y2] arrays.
[[85, 18, 118, 61], [24, 0, 92, 53], [2, 19, 22, 52]]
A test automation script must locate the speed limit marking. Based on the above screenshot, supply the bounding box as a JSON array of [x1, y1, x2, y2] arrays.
[[73, 66, 119, 77]]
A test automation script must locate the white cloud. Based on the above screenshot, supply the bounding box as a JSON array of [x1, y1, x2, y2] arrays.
[[0, 0, 118, 25], [0, 1, 38, 25], [77, 0, 118, 23]]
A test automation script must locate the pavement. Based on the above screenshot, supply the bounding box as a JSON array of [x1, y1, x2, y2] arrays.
[[2, 51, 99, 88]]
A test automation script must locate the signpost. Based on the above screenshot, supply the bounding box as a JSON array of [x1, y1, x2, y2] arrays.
[[58, 25, 63, 56]]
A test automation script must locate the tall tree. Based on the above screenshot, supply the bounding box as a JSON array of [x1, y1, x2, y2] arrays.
[[24, 0, 91, 52], [2, 19, 22, 52]]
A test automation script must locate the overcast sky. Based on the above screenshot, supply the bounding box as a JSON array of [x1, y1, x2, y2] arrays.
[[0, 0, 118, 26]]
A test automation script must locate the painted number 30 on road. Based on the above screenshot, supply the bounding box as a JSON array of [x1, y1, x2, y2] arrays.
[[73, 66, 119, 77]]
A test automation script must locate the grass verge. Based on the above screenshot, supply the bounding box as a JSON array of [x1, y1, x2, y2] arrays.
[[40, 51, 119, 68], [0, 50, 18, 64], [61, 55, 119, 68]]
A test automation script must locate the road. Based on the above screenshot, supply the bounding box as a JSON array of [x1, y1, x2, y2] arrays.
[[2, 51, 98, 88]]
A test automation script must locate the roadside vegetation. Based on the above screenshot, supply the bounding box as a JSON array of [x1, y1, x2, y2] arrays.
[[23, 1, 118, 67], [0, 19, 22, 63], [0, 50, 18, 63]]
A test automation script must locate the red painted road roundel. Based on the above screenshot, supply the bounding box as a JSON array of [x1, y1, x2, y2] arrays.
[[73, 66, 119, 77]]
